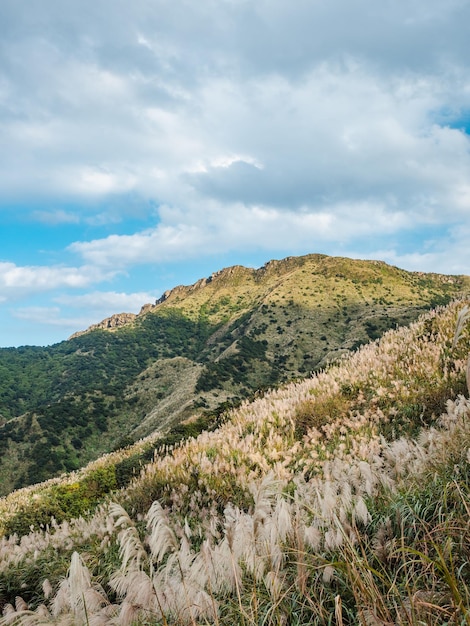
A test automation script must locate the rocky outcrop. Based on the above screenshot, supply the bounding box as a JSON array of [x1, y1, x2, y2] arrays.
[[69, 312, 137, 339], [153, 265, 255, 306], [155, 276, 220, 305]]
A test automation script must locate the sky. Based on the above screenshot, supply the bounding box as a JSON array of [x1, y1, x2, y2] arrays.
[[1, 0, 470, 347]]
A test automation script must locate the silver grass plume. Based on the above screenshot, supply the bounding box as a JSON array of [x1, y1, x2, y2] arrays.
[[261, 497, 293, 572], [0, 609, 52, 626], [110, 570, 160, 625], [108, 503, 161, 621], [145, 502, 215, 624], [109, 503, 148, 572], [52, 551, 110, 620], [220, 504, 245, 603], [193, 526, 242, 594], [0, 601, 53, 626], [250, 473, 280, 539], [452, 305, 470, 395], [264, 570, 284, 603], [190, 538, 232, 595], [116, 526, 148, 573], [145, 500, 179, 564], [110, 568, 155, 604], [353, 496, 370, 526], [53, 551, 90, 618], [14, 601, 27, 613], [42, 581, 53, 601], [452, 305, 470, 349]]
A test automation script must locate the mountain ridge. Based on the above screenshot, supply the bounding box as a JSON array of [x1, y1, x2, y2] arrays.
[[0, 252, 469, 495], [70, 253, 467, 338]]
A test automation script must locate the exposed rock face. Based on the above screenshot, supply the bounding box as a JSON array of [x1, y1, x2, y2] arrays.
[[153, 265, 254, 306], [139, 303, 156, 315], [69, 312, 137, 339], [155, 277, 213, 305]]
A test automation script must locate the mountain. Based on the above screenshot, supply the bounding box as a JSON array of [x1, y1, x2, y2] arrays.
[[0, 296, 469, 623], [0, 253, 468, 494]]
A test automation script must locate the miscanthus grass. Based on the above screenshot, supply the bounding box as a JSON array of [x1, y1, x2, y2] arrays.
[[1, 299, 470, 624]]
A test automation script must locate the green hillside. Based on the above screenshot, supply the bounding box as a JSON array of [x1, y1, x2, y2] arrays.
[[0, 253, 468, 494], [0, 297, 469, 624]]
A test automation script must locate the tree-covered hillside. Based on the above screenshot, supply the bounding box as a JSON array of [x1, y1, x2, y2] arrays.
[[0, 253, 468, 494]]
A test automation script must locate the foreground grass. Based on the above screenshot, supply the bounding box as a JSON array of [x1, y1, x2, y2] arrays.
[[1, 299, 470, 624]]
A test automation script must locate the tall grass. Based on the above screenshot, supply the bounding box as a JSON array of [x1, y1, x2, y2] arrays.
[[1, 299, 470, 624]]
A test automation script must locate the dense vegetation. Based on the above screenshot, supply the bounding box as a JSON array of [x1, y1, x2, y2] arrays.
[[0, 254, 468, 496], [0, 299, 469, 623], [0, 310, 214, 490]]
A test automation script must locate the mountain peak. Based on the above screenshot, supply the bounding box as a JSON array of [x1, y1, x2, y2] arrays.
[[68, 253, 469, 339]]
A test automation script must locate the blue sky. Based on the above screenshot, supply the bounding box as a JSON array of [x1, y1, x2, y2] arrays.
[[1, 0, 470, 347]]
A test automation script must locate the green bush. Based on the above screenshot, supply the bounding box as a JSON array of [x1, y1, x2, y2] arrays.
[[4, 466, 118, 537]]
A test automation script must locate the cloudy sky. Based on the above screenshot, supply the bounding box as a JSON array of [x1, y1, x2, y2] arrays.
[[1, 0, 470, 346]]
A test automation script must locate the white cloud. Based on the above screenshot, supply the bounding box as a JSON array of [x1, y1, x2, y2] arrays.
[[1, 0, 470, 347], [347, 221, 470, 274], [83, 211, 124, 226], [14, 306, 62, 323], [0, 262, 115, 300], [31, 209, 80, 225], [10, 291, 158, 338], [55, 290, 158, 311], [68, 201, 415, 268], [365, 248, 470, 275], [12, 289, 157, 331], [210, 155, 264, 170], [11, 306, 94, 331], [74, 167, 138, 196], [1, 0, 470, 219]]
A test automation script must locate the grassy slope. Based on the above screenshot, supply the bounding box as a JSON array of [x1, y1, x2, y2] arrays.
[[0, 298, 469, 624], [0, 253, 468, 495]]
